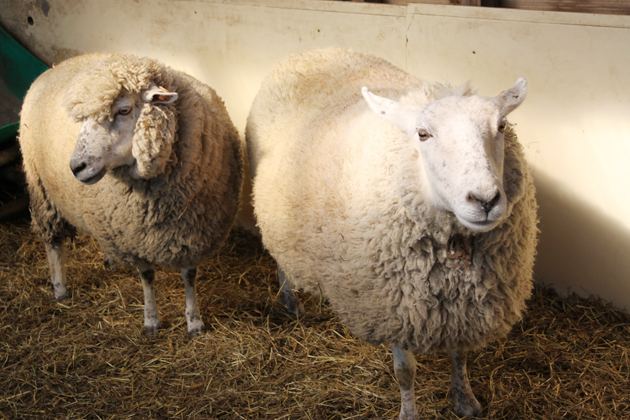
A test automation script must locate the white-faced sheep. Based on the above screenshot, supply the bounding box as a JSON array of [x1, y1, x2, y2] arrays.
[[246, 48, 537, 418], [19, 53, 243, 337]]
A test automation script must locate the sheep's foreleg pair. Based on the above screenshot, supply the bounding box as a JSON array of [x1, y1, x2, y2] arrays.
[[136, 263, 205, 337], [45, 239, 69, 300], [278, 265, 304, 316], [392, 346, 419, 420], [450, 350, 482, 417], [181, 267, 205, 337], [391, 347, 481, 419]]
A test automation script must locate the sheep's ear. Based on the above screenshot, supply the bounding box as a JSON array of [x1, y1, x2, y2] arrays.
[[361, 87, 421, 137], [493, 77, 527, 115], [141, 83, 178, 104]]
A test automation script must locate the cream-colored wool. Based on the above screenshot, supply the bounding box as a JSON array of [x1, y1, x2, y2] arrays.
[[19, 52, 243, 271], [247, 48, 537, 354]]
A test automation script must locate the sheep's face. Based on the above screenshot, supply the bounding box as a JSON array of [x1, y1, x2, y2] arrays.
[[362, 78, 527, 233], [69, 84, 178, 184]]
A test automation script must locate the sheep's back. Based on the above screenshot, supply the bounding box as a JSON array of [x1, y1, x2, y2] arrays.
[[248, 47, 423, 259]]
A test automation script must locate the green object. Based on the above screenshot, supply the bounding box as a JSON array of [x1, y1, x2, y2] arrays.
[[0, 24, 49, 100], [0, 121, 19, 144]]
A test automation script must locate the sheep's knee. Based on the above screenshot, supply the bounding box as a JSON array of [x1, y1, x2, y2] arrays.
[[278, 265, 304, 317], [181, 267, 205, 337], [138, 264, 160, 337], [45, 240, 69, 300], [450, 350, 482, 417], [392, 346, 419, 420]]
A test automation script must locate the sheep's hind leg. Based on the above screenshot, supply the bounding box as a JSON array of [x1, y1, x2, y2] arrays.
[[450, 350, 482, 417], [45, 239, 69, 300], [137, 262, 160, 337], [278, 265, 304, 316], [392, 346, 419, 420], [181, 267, 205, 337]]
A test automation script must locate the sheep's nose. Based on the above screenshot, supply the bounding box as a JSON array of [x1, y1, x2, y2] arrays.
[[467, 191, 501, 214], [70, 161, 87, 177]]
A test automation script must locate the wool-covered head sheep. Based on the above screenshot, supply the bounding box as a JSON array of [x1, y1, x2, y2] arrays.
[[246, 48, 537, 418], [19, 53, 243, 337]]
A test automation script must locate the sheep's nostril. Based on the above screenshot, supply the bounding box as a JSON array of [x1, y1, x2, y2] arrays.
[[468, 191, 501, 214], [71, 162, 87, 176], [488, 191, 501, 209]]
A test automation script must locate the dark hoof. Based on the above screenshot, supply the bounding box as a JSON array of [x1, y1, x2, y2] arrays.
[[52, 285, 69, 301], [188, 325, 206, 338], [143, 326, 160, 338], [453, 398, 482, 418], [55, 292, 70, 301], [285, 300, 305, 317]]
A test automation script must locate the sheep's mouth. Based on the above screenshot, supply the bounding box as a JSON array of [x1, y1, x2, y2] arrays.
[[78, 168, 106, 185], [456, 216, 499, 233]]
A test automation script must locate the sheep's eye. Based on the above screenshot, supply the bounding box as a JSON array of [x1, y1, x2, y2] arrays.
[[418, 129, 431, 142], [498, 120, 507, 133], [117, 107, 131, 116]]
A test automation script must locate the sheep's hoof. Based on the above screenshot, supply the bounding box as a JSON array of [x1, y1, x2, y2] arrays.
[[285, 299, 305, 317], [143, 326, 160, 338], [398, 407, 419, 420], [188, 325, 205, 338], [52, 285, 69, 301], [452, 394, 482, 418]]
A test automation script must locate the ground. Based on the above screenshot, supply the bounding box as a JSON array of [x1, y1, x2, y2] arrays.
[[0, 215, 629, 419]]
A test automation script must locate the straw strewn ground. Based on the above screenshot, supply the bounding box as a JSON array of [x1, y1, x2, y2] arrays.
[[1, 215, 629, 419]]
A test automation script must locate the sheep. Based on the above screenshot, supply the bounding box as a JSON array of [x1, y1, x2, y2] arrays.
[[246, 48, 537, 418], [19, 52, 243, 337]]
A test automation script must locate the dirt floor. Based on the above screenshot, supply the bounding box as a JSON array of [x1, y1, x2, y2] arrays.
[[0, 213, 629, 419]]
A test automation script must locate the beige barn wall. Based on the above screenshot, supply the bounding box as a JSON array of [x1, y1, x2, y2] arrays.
[[1, 0, 629, 310]]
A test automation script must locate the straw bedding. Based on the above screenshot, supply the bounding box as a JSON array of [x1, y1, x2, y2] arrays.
[[0, 214, 628, 419]]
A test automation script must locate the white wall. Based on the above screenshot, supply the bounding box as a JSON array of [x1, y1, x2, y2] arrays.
[[1, 0, 629, 311]]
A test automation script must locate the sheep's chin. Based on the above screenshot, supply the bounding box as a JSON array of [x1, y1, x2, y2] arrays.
[[77, 168, 106, 185], [456, 216, 500, 233]]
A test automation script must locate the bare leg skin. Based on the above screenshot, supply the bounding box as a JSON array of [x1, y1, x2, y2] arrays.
[[137, 262, 159, 337], [181, 267, 205, 337], [45, 240, 69, 300], [278, 265, 304, 316], [450, 350, 482, 417], [392, 346, 419, 420]]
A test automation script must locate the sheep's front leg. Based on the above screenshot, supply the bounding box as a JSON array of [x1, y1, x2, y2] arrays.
[[137, 262, 160, 337], [450, 350, 482, 417], [392, 346, 419, 420], [181, 267, 205, 337], [45, 239, 69, 300], [278, 265, 304, 316]]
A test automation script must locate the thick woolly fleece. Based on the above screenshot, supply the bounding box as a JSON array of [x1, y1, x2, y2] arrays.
[[247, 48, 538, 353], [20, 53, 243, 270]]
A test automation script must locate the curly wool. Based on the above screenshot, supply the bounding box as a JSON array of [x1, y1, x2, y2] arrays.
[[20, 53, 243, 270], [324, 126, 537, 352], [63, 54, 176, 123], [247, 48, 538, 353], [130, 103, 178, 178]]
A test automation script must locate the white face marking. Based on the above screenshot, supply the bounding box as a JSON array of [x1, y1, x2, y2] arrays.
[[417, 96, 507, 232], [68, 93, 141, 184], [362, 79, 527, 232]]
